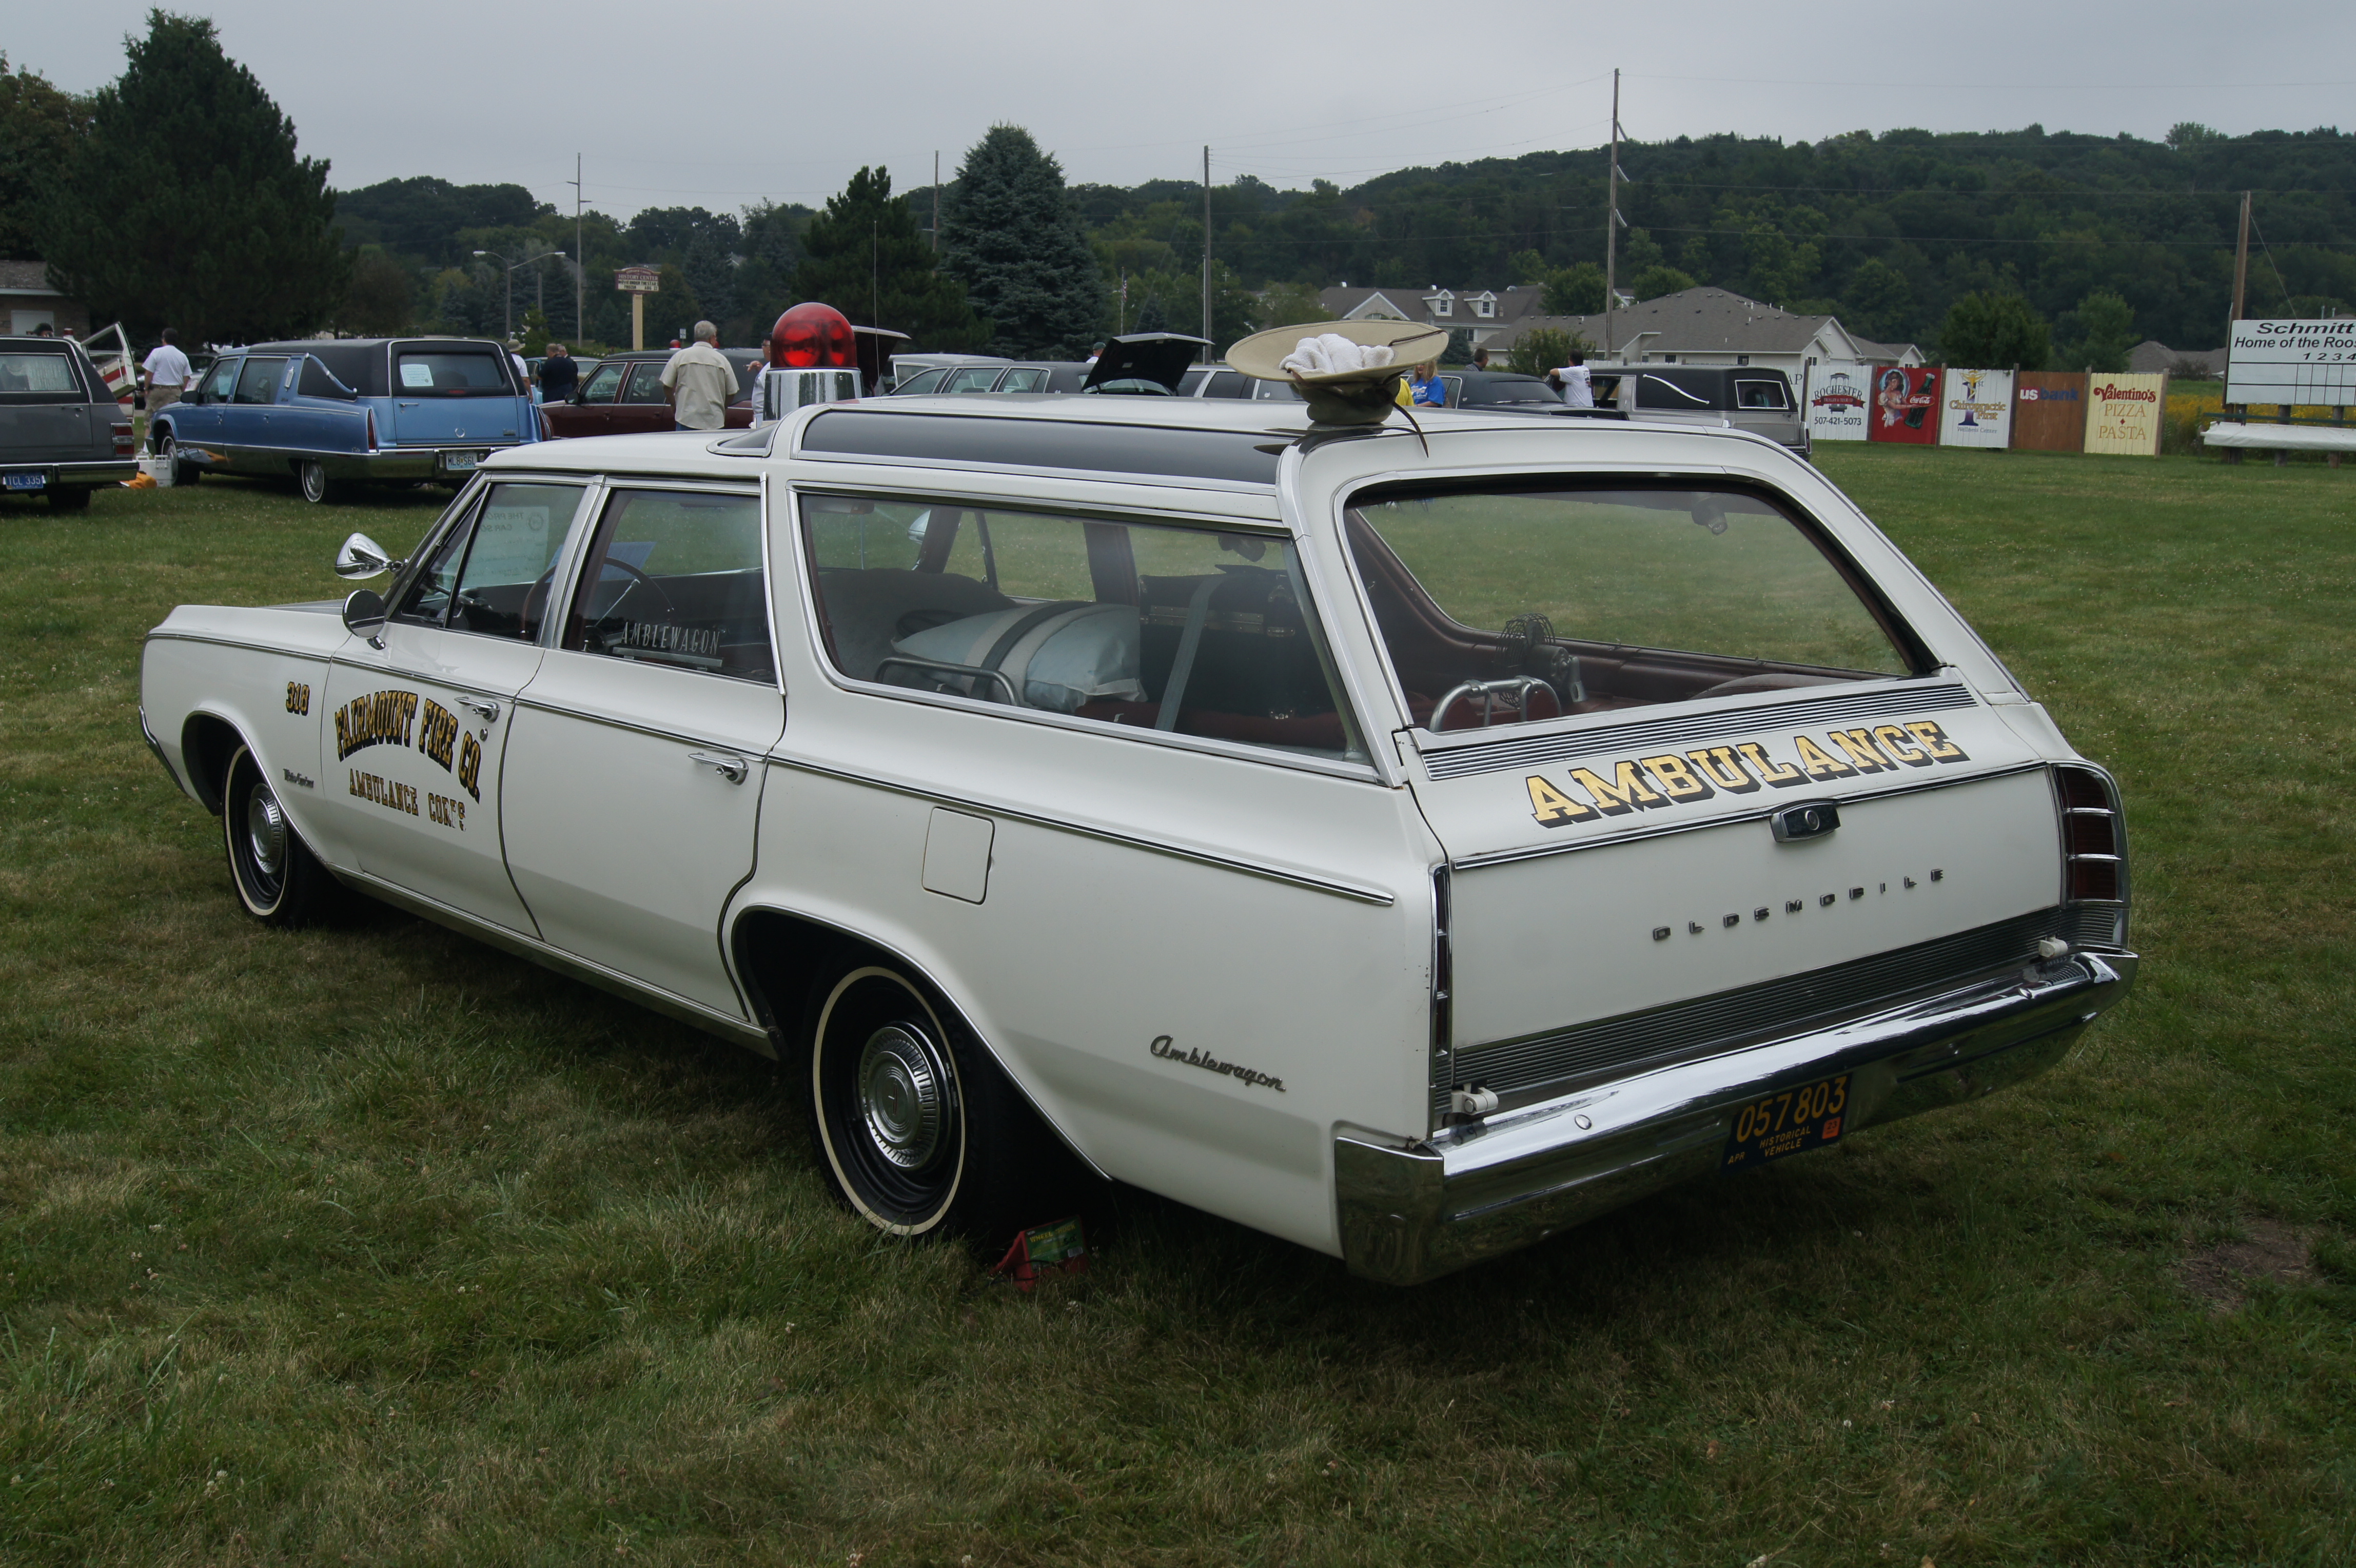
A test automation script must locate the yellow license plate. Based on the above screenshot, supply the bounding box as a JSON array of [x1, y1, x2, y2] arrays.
[[1720, 1072, 1850, 1174]]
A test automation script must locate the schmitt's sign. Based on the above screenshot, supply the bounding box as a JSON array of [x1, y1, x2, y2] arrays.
[[2226, 318, 2356, 405]]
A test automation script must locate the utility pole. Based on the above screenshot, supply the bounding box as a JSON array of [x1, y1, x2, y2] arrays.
[[1202, 145, 1212, 356], [569, 154, 585, 339], [2231, 189, 2253, 325], [1603, 69, 1620, 357], [872, 220, 880, 326], [932, 150, 940, 254]]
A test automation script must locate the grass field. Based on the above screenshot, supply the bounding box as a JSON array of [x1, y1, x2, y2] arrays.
[[3, 446, 2353, 1566]]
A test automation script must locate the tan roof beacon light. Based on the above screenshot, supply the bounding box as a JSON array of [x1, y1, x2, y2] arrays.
[[1228, 319, 1449, 426]]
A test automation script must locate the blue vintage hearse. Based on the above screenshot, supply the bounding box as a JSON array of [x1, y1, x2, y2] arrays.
[[150, 337, 539, 502]]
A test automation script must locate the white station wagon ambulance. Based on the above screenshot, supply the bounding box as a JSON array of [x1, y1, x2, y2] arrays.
[[139, 394, 2134, 1284]]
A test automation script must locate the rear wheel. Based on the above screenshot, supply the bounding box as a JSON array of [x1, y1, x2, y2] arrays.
[[222, 744, 337, 926], [297, 460, 337, 505], [808, 960, 1085, 1246], [47, 485, 90, 512]]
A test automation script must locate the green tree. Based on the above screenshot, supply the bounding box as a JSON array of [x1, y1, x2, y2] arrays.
[[42, 11, 347, 343], [1628, 265, 1697, 302], [1253, 280, 1330, 332], [1508, 248, 1552, 285], [1939, 291, 2050, 369], [1542, 262, 1605, 316], [941, 126, 1106, 358], [0, 54, 82, 259], [1506, 325, 1592, 379], [339, 248, 412, 335], [796, 165, 985, 352], [1744, 224, 1819, 306], [1842, 258, 1916, 343], [2054, 288, 2137, 373]]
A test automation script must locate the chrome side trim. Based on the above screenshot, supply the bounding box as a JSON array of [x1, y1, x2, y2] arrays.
[[136, 704, 186, 796], [338, 868, 775, 1056], [765, 754, 1397, 907], [1448, 760, 2050, 869], [145, 630, 335, 661], [1338, 949, 2137, 1285], [511, 694, 760, 754]]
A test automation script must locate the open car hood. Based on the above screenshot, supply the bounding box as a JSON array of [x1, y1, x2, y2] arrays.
[[1084, 332, 1211, 394]]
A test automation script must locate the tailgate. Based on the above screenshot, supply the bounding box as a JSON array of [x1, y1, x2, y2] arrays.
[[1414, 685, 2069, 1107]]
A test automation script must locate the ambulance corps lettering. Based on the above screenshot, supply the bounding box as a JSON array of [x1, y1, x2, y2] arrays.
[[348, 768, 419, 817], [1525, 718, 1971, 829], [333, 689, 420, 760]]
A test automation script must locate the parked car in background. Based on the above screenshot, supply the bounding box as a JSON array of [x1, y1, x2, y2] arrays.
[[886, 335, 1208, 398], [0, 334, 136, 509], [1601, 365, 1808, 456], [541, 348, 761, 438], [140, 393, 2134, 1284], [148, 337, 539, 502], [1440, 369, 1576, 411], [887, 353, 1007, 392]]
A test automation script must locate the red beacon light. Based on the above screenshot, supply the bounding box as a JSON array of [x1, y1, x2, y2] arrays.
[[771, 302, 856, 369]]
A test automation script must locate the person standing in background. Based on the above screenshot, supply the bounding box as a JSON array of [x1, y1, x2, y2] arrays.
[[1555, 350, 1594, 408], [141, 328, 193, 449], [661, 321, 736, 432], [1410, 363, 1446, 407], [537, 343, 578, 404]]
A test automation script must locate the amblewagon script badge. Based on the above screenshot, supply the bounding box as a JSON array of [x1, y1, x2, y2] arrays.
[[1149, 1035, 1286, 1092]]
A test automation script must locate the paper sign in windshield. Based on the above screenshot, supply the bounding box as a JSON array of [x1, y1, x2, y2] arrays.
[[400, 362, 435, 388]]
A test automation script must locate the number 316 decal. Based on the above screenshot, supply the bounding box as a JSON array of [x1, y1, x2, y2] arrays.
[[285, 681, 311, 715]]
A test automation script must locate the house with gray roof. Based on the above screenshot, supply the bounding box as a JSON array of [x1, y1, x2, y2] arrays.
[[2128, 340, 2226, 377], [0, 261, 90, 337], [1317, 283, 1557, 355]]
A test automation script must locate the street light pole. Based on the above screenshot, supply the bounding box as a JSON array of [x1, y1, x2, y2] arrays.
[[473, 248, 563, 342]]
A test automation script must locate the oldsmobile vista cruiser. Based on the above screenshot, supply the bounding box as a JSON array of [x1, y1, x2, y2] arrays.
[[137, 396, 2134, 1283]]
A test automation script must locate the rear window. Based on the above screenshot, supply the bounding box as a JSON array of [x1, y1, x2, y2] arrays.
[[396, 349, 513, 396], [1735, 379, 1791, 410], [0, 350, 82, 401], [1345, 482, 1917, 730]]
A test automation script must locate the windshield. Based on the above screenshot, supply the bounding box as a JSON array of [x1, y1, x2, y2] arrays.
[[395, 348, 514, 396], [1345, 484, 1915, 730]]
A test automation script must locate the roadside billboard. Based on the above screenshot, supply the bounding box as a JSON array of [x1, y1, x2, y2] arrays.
[[2084, 373, 2168, 456], [1939, 367, 2014, 449], [2225, 317, 2356, 407], [1868, 366, 1941, 444], [2011, 371, 2087, 452], [1804, 361, 1871, 441]]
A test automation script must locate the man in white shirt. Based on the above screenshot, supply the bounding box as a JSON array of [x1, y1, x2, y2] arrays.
[[1555, 350, 1594, 409], [141, 329, 194, 448], [660, 321, 737, 432]]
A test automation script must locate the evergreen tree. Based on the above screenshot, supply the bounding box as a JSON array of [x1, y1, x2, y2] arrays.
[[1628, 265, 1697, 302], [1542, 262, 1606, 315], [795, 166, 984, 350], [0, 55, 82, 259], [683, 220, 738, 327], [1939, 291, 2050, 369], [42, 12, 346, 342], [941, 127, 1106, 358]]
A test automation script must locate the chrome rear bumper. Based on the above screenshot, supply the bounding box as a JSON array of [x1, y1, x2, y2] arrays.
[[1336, 949, 2136, 1285]]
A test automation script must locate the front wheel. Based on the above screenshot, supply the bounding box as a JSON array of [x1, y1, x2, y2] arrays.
[[808, 961, 1087, 1246], [158, 430, 199, 485], [222, 743, 338, 926]]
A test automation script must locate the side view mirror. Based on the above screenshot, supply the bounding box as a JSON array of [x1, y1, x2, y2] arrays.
[[341, 587, 386, 644], [335, 532, 395, 579]]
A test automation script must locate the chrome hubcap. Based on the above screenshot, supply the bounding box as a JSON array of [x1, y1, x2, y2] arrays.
[[856, 1025, 944, 1169], [245, 786, 286, 878]]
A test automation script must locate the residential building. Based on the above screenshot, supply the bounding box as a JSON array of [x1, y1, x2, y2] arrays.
[[0, 261, 90, 336]]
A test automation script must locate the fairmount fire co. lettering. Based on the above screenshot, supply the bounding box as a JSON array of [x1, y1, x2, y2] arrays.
[[333, 689, 420, 760]]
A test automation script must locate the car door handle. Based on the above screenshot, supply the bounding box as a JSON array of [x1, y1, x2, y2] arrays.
[[690, 751, 749, 784], [456, 697, 500, 723]]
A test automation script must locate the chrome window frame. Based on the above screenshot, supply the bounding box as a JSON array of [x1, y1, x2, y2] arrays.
[[780, 482, 1384, 783]]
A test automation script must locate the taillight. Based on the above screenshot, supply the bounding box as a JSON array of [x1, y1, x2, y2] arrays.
[[365, 408, 379, 450], [112, 420, 134, 457], [2054, 765, 2125, 905]]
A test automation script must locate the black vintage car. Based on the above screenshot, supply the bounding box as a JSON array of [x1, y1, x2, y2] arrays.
[[0, 335, 135, 509], [887, 334, 1210, 398]]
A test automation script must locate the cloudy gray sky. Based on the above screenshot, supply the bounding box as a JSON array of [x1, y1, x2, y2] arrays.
[[13, 1, 2353, 218]]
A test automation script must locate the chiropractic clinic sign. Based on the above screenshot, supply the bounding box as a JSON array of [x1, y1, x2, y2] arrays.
[[1938, 367, 2014, 449]]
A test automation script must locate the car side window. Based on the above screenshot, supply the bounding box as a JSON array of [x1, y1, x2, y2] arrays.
[[800, 497, 1365, 762], [577, 362, 625, 403], [1735, 379, 1790, 410], [944, 367, 1001, 393], [201, 358, 240, 403], [0, 350, 80, 401], [561, 489, 773, 683], [893, 368, 948, 396], [232, 358, 285, 405], [997, 368, 1049, 393], [622, 363, 668, 403], [391, 483, 584, 637]]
